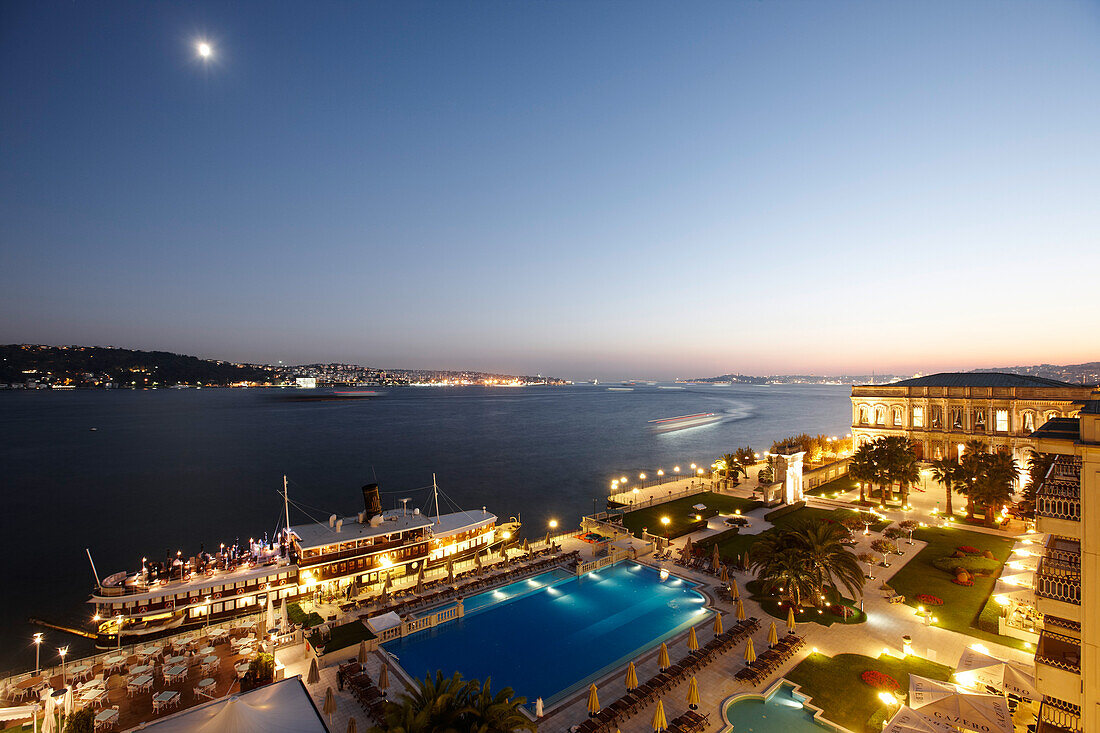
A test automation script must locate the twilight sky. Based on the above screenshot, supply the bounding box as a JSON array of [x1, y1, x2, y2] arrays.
[[2, 1, 1098, 380]]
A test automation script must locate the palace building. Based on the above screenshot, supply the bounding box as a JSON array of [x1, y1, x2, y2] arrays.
[[1031, 389, 1100, 733], [850, 373, 1094, 462]]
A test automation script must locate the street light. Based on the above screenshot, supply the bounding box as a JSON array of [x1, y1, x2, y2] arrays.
[[116, 614, 124, 650], [660, 516, 671, 543], [657, 469, 664, 485], [59, 646, 68, 685], [639, 473, 646, 489], [33, 633, 43, 674]]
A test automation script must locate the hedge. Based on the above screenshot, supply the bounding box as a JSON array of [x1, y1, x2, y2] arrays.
[[695, 526, 741, 551], [764, 501, 806, 522], [931, 556, 1001, 576]]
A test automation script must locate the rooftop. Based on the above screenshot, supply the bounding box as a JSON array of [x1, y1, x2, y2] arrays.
[[874, 372, 1079, 389], [132, 676, 327, 732], [1031, 417, 1080, 442], [291, 510, 432, 550], [428, 508, 496, 536]]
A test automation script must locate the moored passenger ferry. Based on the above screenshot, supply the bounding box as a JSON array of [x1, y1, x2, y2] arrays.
[[88, 481, 512, 647]]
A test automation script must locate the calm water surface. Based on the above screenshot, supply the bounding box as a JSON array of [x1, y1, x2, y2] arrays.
[[0, 383, 849, 672]]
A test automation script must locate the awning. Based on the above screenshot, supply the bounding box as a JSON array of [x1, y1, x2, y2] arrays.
[[955, 647, 1038, 700], [908, 675, 1013, 733], [881, 706, 955, 733], [994, 572, 1034, 592], [1004, 555, 1038, 572], [365, 611, 402, 634]]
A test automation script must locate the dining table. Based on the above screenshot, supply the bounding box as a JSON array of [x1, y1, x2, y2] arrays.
[[164, 655, 188, 667], [68, 664, 93, 680], [198, 646, 216, 656], [196, 677, 216, 697], [127, 674, 154, 693], [94, 707, 120, 730], [162, 664, 187, 683], [129, 664, 153, 677], [103, 655, 127, 671], [153, 690, 180, 713]]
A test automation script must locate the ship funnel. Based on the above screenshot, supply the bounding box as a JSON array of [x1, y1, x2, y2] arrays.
[[361, 483, 382, 520], [335, 519, 343, 533], [329, 514, 337, 528]]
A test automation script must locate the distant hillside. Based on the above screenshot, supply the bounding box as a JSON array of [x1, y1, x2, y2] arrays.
[[0, 345, 272, 387], [973, 362, 1100, 386]]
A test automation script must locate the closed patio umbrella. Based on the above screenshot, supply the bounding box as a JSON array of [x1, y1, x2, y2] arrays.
[[679, 537, 694, 563], [266, 595, 275, 631], [735, 598, 746, 621], [587, 684, 601, 717], [415, 574, 424, 595], [744, 638, 757, 665], [652, 699, 668, 732], [687, 626, 699, 652], [280, 600, 289, 629], [357, 640, 368, 664], [475, 552, 483, 575], [720, 565, 729, 584], [713, 613, 724, 636], [786, 606, 796, 634], [379, 663, 389, 697], [658, 643, 670, 671], [626, 661, 638, 691], [346, 717, 358, 733], [544, 530, 551, 546], [730, 579, 740, 599], [523, 538, 530, 553], [687, 677, 700, 710], [323, 687, 337, 726], [379, 585, 389, 606], [712, 545, 721, 572], [535, 697, 544, 718], [307, 657, 320, 685], [447, 558, 455, 582], [768, 622, 778, 648]]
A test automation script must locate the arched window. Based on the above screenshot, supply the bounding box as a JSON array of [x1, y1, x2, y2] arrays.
[[1045, 410, 1059, 423], [892, 406, 903, 426], [858, 406, 869, 425], [875, 406, 886, 425], [1023, 412, 1035, 433]]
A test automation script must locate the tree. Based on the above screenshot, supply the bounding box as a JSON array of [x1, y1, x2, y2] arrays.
[[883, 526, 903, 543], [64, 710, 94, 733], [241, 652, 275, 692], [882, 436, 919, 506], [870, 539, 897, 567], [956, 439, 989, 519], [748, 521, 864, 608], [714, 453, 742, 488], [857, 552, 877, 580], [971, 452, 1019, 527], [848, 443, 876, 505], [841, 516, 865, 535], [1020, 450, 1054, 518], [929, 457, 958, 518], [734, 446, 757, 469], [898, 519, 918, 545], [466, 678, 537, 733], [858, 511, 878, 535]]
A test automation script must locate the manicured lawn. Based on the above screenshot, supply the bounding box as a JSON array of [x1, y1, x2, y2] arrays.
[[709, 507, 892, 562], [744, 580, 866, 627], [307, 619, 376, 654], [885, 526, 1025, 650], [622, 492, 762, 539], [806, 474, 858, 498], [785, 652, 953, 733], [287, 601, 324, 628]]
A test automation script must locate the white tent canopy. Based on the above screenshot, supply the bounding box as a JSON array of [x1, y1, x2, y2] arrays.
[[0, 705, 38, 722], [881, 706, 955, 733], [1004, 555, 1038, 572], [994, 572, 1034, 593], [955, 647, 1038, 699], [909, 675, 1013, 733], [132, 677, 327, 732], [366, 611, 403, 634]]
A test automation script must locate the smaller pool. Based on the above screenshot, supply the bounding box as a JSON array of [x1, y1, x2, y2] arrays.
[[723, 681, 839, 733]]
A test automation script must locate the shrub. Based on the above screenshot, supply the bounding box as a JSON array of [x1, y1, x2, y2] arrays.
[[953, 577, 974, 586], [931, 555, 1000, 576], [64, 709, 95, 733], [915, 594, 943, 606], [242, 652, 275, 692], [957, 545, 980, 554], [287, 602, 325, 628], [860, 670, 900, 692]]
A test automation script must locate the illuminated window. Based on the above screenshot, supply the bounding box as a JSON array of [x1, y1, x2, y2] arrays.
[[912, 407, 924, 428], [930, 406, 942, 429], [952, 408, 964, 429], [892, 407, 903, 426], [875, 407, 886, 425], [858, 406, 869, 425], [974, 410, 986, 431], [995, 409, 1009, 432], [1023, 412, 1034, 432]]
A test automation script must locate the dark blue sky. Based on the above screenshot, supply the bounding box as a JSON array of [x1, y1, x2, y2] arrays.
[[3, 1, 1098, 379]]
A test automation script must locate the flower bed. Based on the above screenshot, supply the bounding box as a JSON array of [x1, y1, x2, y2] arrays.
[[860, 670, 900, 692], [915, 594, 944, 605], [952, 578, 974, 586], [957, 546, 980, 554]]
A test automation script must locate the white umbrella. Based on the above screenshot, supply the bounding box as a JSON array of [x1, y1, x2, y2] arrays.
[[955, 647, 1037, 699], [41, 696, 55, 733], [1004, 555, 1038, 572], [61, 687, 74, 718], [881, 706, 956, 733], [280, 600, 289, 629], [266, 596, 276, 630], [908, 675, 1012, 733], [994, 572, 1034, 593]]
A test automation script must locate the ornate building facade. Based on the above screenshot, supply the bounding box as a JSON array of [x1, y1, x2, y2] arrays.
[[850, 373, 1094, 461]]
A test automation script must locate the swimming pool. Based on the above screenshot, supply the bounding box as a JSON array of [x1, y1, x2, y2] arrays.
[[386, 561, 710, 705], [722, 681, 843, 733]]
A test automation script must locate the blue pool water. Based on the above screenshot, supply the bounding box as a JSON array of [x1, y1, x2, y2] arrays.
[[386, 561, 710, 704], [723, 682, 837, 733]]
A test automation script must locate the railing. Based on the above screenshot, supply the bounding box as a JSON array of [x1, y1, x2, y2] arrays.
[[1036, 630, 1081, 674], [1036, 460, 1081, 521], [1036, 557, 1081, 605], [1043, 615, 1081, 634], [377, 602, 465, 642], [1039, 697, 1081, 733], [576, 548, 631, 576], [613, 483, 711, 511], [1036, 494, 1080, 522]]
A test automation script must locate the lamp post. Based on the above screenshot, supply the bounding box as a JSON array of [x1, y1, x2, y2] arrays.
[[639, 473, 646, 490], [59, 646, 68, 686], [549, 519, 558, 543], [657, 469, 664, 485], [673, 466, 680, 485], [33, 633, 42, 674], [689, 464, 696, 486], [116, 614, 124, 650]]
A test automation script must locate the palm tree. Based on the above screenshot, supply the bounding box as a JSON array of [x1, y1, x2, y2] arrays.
[[883, 436, 919, 506], [957, 439, 989, 519], [929, 457, 957, 518], [735, 446, 757, 469], [1020, 450, 1053, 518], [748, 521, 864, 607], [466, 678, 536, 733], [972, 452, 1019, 527], [371, 671, 470, 733], [848, 443, 875, 504], [716, 453, 742, 488]]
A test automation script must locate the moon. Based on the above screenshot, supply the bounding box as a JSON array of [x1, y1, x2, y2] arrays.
[[197, 41, 212, 59]]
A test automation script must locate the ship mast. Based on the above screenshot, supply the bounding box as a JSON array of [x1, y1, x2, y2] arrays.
[[283, 475, 291, 540], [433, 473, 440, 525]]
